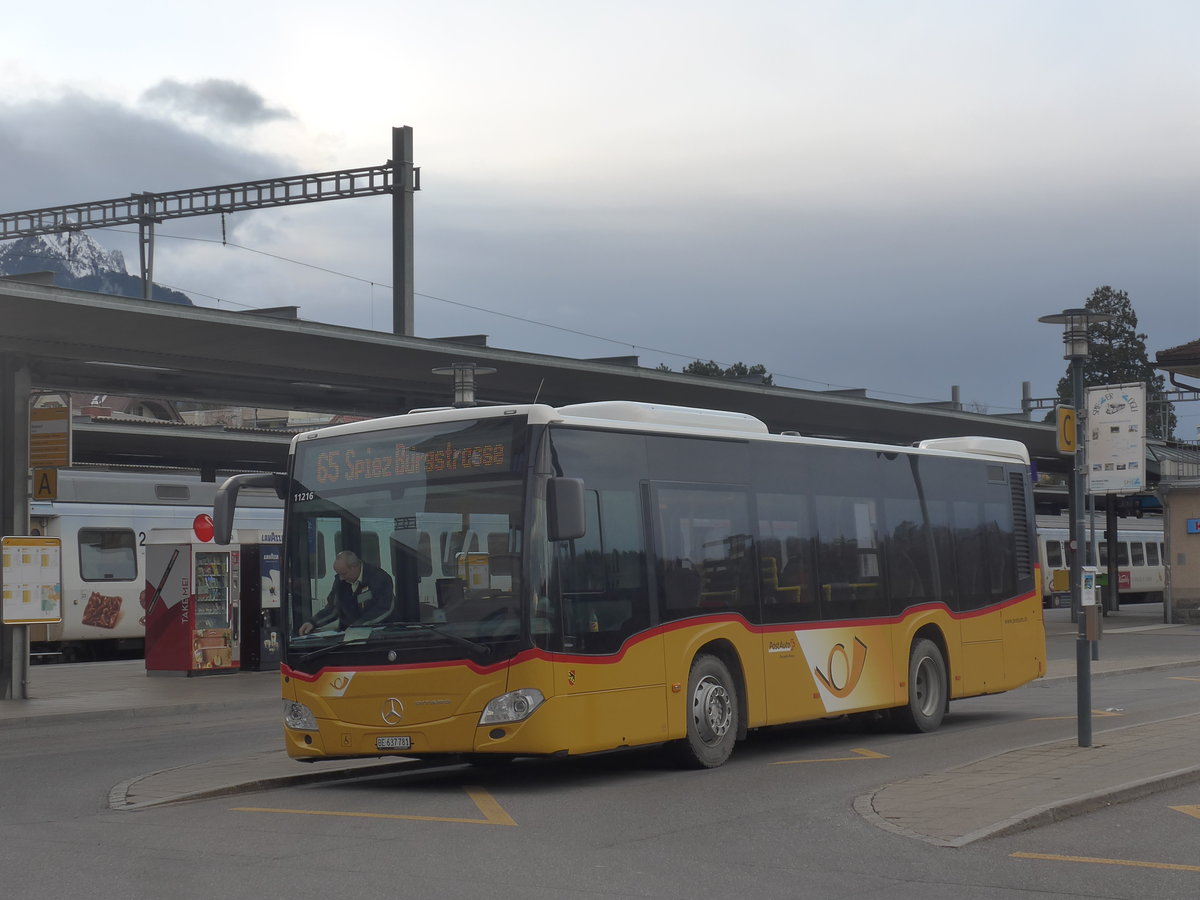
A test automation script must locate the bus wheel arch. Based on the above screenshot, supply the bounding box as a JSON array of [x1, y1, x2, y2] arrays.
[[894, 630, 949, 734], [672, 642, 745, 768]]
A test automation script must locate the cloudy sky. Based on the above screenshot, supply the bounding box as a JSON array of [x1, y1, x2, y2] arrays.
[[3, 1, 1197, 434]]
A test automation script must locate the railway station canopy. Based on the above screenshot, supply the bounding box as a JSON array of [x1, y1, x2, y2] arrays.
[[1, 277, 1068, 474], [1157, 339, 1200, 385]]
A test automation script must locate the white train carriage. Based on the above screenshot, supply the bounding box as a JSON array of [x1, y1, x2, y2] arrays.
[[1037, 513, 1165, 608], [28, 468, 282, 660]]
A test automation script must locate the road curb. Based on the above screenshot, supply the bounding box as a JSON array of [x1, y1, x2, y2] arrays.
[[109, 755, 443, 811], [955, 764, 1200, 847]]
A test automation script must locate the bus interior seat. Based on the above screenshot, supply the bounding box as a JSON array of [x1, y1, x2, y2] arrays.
[[487, 532, 518, 576], [416, 532, 434, 577], [758, 537, 782, 570], [443, 532, 465, 571], [360, 532, 381, 569], [436, 577, 465, 615], [662, 564, 701, 609], [780, 552, 808, 587]]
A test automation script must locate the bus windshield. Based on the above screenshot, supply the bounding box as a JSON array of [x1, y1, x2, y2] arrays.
[[284, 415, 529, 664]]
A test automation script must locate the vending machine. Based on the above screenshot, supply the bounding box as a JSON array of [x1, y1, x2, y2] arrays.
[[237, 529, 283, 671], [144, 525, 241, 676]]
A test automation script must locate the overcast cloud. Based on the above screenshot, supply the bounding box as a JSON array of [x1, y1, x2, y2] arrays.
[[1, 1, 1197, 434], [142, 79, 294, 127]]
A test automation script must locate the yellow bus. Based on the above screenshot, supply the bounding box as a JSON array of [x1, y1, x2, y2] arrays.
[[215, 400, 1045, 768]]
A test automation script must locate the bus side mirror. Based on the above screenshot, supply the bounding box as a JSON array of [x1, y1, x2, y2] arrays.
[[214, 472, 287, 544], [547, 477, 586, 542]]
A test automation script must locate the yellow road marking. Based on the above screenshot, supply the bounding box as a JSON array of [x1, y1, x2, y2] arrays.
[[232, 785, 517, 826], [1171, 805, 1200, 820], [464, 786, 518, 826], [771, 748, 887, 766], [1030, 709, 1122, 721], [1169, 676, 1200, 682], [1012, 852, 1200, 873]]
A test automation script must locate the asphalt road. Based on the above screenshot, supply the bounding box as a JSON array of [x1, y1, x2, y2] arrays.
[[3, 655, 1199, 899]]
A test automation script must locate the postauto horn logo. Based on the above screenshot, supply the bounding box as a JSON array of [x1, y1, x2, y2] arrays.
[[812, 636, 868, 699]]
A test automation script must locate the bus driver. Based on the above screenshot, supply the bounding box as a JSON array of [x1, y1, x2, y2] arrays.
[[298, 550, 395, 634]]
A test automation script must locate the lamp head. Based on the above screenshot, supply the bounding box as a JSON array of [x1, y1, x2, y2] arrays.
[[1037, 307, 1114, 359]]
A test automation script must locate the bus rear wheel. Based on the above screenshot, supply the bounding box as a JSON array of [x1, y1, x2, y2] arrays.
[[673, 654, 738, 768], [894, 638, 947, 733]]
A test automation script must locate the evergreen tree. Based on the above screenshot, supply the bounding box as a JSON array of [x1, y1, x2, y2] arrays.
[[659, 360, 774, 385], [1052, 286, 1176, 439]]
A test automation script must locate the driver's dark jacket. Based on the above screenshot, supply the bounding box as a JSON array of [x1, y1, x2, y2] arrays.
[[307, 562, 394, 631]]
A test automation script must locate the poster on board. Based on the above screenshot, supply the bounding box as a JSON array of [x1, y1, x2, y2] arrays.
[[2, 536, 63, 624], [1086, 382, 1146, 495]]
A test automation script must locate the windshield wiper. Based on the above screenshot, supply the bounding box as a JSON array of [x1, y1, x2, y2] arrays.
[[387, 622, 492, 657], [296, 637, 375, 665], [294, 623, 492, 665]]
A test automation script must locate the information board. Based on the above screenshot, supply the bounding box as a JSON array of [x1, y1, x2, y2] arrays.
[[2, 536, 63, 624], [1086, 382, 1146, 495], [30, 406, 71, 468]]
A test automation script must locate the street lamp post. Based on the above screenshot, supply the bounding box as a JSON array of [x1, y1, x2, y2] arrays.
[[431, 362, 496, 408], [1038, 307, 1113, 748]]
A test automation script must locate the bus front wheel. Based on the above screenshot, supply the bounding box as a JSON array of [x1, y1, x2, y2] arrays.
[[674, 654, 738, 768], [894, 638, 947, 733]]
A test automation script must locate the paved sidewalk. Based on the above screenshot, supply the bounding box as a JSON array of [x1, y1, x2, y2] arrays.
[[0, 660, 280, 727], [856, 609, 1200, 845], [856, 712, 1200, 847], [3, 604, 1199, 844]]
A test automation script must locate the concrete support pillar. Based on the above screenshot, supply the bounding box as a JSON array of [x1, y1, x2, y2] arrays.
[[0, 352, 32, 698]]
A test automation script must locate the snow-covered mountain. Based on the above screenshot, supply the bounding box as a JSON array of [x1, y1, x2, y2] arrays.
[[0, 232, 193, 305]]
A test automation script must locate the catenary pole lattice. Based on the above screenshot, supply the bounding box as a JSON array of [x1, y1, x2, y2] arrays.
[[0, 126, 418, 335]]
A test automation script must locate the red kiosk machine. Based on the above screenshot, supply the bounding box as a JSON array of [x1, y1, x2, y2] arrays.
[[144, 515, 241, 675]]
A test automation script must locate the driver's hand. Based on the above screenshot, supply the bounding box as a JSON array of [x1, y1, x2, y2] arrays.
[[298, 621, 314, 635]]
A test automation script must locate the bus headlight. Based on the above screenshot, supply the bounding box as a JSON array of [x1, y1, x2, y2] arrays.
[[479, 688, 545, 725], [283, 700, 317, 730]]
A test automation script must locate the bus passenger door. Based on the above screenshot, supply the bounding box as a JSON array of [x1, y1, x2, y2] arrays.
[[551, 486, 666, 754]]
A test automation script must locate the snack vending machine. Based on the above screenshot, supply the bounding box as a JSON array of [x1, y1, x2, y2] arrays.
[[144, 528, 241, 675]]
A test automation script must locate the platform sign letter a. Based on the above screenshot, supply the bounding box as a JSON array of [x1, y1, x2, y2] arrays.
[[33, 467, 58, 500]]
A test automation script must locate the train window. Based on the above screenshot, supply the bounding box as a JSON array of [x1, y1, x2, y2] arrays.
[[1046, 540, 1063, 568], [1130, 543, 1145, 566], [1146, 543, 1160, 566], [1116, 542, 1129, 566], [79, 528, 138, 581]]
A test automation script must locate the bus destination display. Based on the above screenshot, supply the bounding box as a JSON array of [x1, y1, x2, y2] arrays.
[[297, 419, 524, 490]]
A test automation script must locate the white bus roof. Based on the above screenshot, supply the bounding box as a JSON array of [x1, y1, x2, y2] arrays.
[[296, 401, 1029, 465], [555, 401, 770, 434], [917, 436, 1030, 465]]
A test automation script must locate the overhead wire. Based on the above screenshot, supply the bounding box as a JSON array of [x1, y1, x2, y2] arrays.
[[34, 224, 1020, 410]]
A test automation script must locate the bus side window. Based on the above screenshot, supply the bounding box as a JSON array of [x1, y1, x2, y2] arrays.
[[655, 485, 754, 621], [815, 495, 883, 618]]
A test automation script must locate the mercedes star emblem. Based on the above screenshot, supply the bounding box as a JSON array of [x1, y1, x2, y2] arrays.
[[381, 697, 405, 726]]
